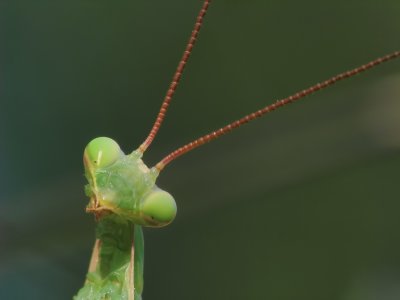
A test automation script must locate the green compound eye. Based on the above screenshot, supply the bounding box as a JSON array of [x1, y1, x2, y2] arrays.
[[84, 137, 122, 168], [141, 190, 177, 227]]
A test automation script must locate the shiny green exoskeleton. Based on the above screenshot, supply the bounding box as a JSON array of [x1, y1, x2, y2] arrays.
[[74, 137, 177, 300]]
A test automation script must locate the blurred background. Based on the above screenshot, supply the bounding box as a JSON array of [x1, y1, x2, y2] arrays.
[[1, 0, 400, 299]]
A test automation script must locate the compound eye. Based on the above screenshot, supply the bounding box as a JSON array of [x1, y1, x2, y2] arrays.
[[141, 190, 177, 227], [84, 137, 121, 168]]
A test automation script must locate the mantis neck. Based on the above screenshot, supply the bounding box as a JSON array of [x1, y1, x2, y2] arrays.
[[74, 215, 144, 300]]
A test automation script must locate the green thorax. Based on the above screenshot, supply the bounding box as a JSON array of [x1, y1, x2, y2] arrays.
[[74, 215, 144, 300]]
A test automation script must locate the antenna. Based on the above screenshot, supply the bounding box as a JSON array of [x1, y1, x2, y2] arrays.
[[139, 0, 212, 153], [155, 51, 400, 171]]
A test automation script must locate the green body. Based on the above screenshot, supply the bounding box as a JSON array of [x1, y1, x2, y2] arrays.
[[74, 137, 177, 300], [74, 217, 144, 300]]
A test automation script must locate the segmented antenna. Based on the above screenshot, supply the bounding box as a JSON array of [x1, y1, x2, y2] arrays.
[[139, 0, 211, 152], [156, 51, 400, 170]]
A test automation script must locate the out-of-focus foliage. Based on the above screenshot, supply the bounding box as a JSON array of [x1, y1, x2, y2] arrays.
[[0, 1, 400, 299]]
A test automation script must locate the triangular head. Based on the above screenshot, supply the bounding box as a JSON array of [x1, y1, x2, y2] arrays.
[[83, 136, 177, 227]]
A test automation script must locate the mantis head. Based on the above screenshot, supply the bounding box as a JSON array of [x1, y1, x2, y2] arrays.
[[83, 137, 177, 227]]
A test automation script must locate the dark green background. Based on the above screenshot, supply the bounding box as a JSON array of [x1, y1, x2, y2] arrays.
[[1, 1, 400, 299]]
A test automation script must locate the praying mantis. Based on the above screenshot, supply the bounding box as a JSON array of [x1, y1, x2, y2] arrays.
[[71, 1, 400, 299], [0, 1, 395, 299]]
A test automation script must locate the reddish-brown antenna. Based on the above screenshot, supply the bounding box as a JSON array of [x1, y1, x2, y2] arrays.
[[155, 51, 400, 170], [139, 0, 211, 152]]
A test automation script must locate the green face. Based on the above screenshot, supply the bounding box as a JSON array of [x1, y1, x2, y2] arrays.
[[83, 137, 177, 227]]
